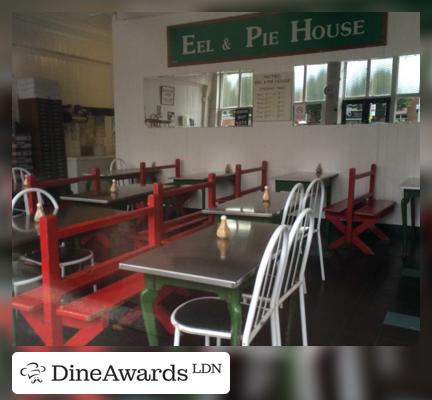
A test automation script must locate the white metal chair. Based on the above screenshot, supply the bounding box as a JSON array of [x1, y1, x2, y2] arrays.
[[12, 167, 31, 193], [109, 158, 128, 172], [281, 182, 305, 227], [275, 208, 315, 346], [12, 188, 94, 284], [109, 158, 131, 186], [302, 179, 326, 281], [170, 224, 291, 346]]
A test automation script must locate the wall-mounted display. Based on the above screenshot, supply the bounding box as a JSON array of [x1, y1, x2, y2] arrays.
[[253, 73, 292, 121], [160, 85, 175, 105], [167, 12, 387, 66]]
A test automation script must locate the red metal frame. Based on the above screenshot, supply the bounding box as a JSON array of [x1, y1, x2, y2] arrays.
[[12, 201, 159, 346], [234, 160, 268, 198], [325, 164, 394, 255], [139, 158, 181, 185]]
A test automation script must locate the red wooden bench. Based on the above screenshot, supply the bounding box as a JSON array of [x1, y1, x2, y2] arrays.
[[12, 200, 160, 346], [132, 173, 216, 245], [234, 160, 268, 198], [139, 158, 181, 185], [24, 170, 101, 213], [217, 160, 268, 203], [324, 164, 395, 255]]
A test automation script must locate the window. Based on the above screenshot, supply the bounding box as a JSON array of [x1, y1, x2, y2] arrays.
[[294, 63, 327, 125], [218, 71, 253, 127], [396, 54, 420, 123], [342, 58, 393, 124], [345, 60, 367, 98], [344, 58, 393, 99], [397, 54, 420, 95]]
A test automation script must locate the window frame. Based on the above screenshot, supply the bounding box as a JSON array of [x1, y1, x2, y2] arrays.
[[217, 71, 253, 127], [293, 63, 327, 125]]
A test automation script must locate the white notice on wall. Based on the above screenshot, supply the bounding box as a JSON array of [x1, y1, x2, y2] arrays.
[[253, 73, 292, 122]]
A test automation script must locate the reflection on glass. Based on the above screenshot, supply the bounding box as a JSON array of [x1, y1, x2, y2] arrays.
[[369, 101, 388, 123], [369, 58, 393, 96], [345, 103, 363, 124], [305, 64, 327, 102], [397, 54, 420, 94], [395, 96, 420, 123], [243, 207, 255, 213], [294, 65, 305, 102], [226, 207, 241, 212], [345, 60, 367, 97], [221, 73, 240, 108], [305, 104, 322, 124], [240, 72, 253, 106], [220, 109, 235, 127]]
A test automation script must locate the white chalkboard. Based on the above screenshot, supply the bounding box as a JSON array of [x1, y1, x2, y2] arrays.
[[253, 73, 293, 122]]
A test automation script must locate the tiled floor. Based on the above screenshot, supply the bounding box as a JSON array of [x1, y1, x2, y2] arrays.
[[15, 228, 420, 346]]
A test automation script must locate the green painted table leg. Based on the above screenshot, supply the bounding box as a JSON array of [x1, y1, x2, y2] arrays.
[[140, 276, 159, 346], [223, 290, 242, 346], [401, 194, 409, 258]]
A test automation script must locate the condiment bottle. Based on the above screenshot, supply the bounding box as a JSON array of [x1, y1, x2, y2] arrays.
[[34, 202, 45, 223], [110, 179, 118, 193], [216, 215, 231, 240], [262, 185, 270, 202]]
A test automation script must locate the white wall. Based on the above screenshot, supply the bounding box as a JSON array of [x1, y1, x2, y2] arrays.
[[113, 12, 420, 225]]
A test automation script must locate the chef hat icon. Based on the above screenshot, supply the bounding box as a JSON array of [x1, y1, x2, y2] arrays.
[[20, 362, 46, 383]]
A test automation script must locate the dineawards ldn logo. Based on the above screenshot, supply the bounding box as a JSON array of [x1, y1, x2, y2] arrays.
[[12, 352, 230, 395]]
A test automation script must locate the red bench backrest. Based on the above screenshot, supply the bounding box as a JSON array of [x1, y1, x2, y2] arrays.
[[139, 158, 181, 185], [234, 160, 268, 198], [24, 169, 101, 214], [36, 201, 157, 345], [151, 173, 216, 240], [347, 163, 377, 239]]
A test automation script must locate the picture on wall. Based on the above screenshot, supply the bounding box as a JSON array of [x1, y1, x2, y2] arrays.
[[160, 85, 175, 105]]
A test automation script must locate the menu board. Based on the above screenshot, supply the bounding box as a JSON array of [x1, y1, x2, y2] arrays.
[[253, 73, 292, 122]]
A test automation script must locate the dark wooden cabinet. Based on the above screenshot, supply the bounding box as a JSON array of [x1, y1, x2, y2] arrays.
[[18, 98, 67, 179]]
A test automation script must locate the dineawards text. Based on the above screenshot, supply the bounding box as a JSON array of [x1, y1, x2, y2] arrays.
[[52, 364, 189, 382]]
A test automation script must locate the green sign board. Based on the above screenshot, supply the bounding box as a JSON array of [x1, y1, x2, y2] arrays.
[[167, 12, 387, 67]]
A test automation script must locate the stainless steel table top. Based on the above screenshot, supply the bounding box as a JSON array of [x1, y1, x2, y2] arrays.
[[274, 171, 338, 182], [119, 220, 277, 288], [60, 183, 153, 205], [172, 172, 235, 182], [12, 204, 124, 248], [400, 177, 420, 191], [203, 191, 287, 218]]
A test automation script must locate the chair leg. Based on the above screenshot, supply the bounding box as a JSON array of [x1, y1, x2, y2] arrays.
[[61, 266, 65, 279], [299, 284, 308, 346], [271, 309, 282, 346], [317, 231, 325, 281], [173, 327, 181, 346], [205, 335, 210, 346]]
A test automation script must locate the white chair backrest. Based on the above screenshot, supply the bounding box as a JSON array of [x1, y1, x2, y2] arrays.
[[279, 208, 315, 305], [109, 158, 127, 172], [302, 179, 325, 230], [242, 224, 290, 346], [12, 167, 31, 192], [281, 182, 305, 227], [12, 188, 59, 216]]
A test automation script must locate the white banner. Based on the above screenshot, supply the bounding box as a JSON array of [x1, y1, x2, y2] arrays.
[[12, 352, 230, 394]]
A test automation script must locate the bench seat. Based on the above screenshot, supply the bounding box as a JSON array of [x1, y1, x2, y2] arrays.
[[324, 199, 349, 214], [57, 273, 144, 322], [12, 288, 42, 313], [354, 200, 395, 218]]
